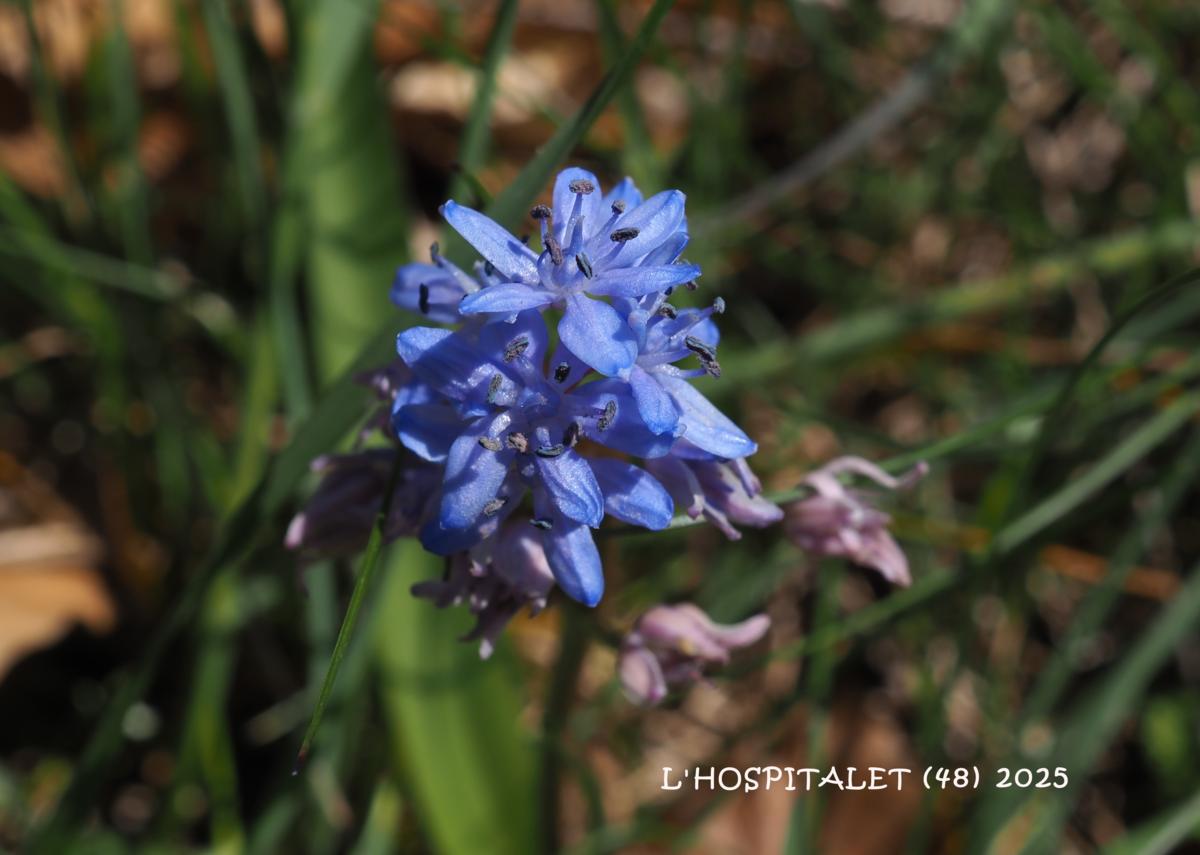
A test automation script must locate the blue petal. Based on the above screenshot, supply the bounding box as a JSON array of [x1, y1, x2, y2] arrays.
[[558, 293, 638, 377], [601, 176, 643, 212], [571, 378, 678, 458], [552, 168, 605, 243], [535, 447, 604, 527], [438, 413, 515, 529], [596, 190, 686, 261], [396, 327, 518, 407], [441, 201, 539, 282], [628, 365, 680, 435], [587, 263, 701, 298], [541, 512, 604, 606], [639, 230, 689, 266], [392, 403, 464, 462], [476, 309, 551, 368], [658, 374, 757, 459], [589, 457, 674, 530], [459, 282, 556, 315], [390, 262, 468, 323]]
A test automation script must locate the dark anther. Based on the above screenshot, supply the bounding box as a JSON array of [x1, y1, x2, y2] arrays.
[[484, 260, 495, 277], [486, 373, 504, 403], [664, 286, 674, 296], [519, 233, 531, 245], [685, 280, 698, 291], [569, 178, 595, 195], [610, 227, 640, 243], [658, 303, 677, 319], [504, 335, 530, 362], [598, 400, 617, 431], [575, 252, 594, 279], [478, 436, 503, 451], [531, 204, 552, 221], [563, 422, 581, 448], [535, 443, 566, 458], [545, 234, 564, 265], [530, 518, 553, 530], [430, 241, 441, 260], [506, 432, 529, 453], [553, 362, 571, 383], [418, 283, 431, 314], [712, 296, 726, 314], [685, 336, 721, 377], [483, 497, 507, 516], [611, 200, 626, 214]]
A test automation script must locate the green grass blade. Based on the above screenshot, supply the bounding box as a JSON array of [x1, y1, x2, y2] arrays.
[[448, 0, 521, 204], [989, 391, 1200, 556], [294, 454, 403, 769], [201, 0, 267, 225], [375, 540, 538, 855]]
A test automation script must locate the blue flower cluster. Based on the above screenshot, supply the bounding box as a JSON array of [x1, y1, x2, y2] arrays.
[[389, 168, 778, 607]]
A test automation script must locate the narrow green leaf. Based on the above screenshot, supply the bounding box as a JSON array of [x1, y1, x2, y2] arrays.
[[376, 540, 537, 855]]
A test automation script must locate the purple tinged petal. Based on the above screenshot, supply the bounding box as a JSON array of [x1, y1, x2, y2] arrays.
[[491, 523, 555, 601], [441, 200, 540, 281], [588, 457, 674, 530], [542, 515, 604, 606], [558, 293, 638, 377], [535, 448, 604, 527], [628, 365, 681, 436], [438, 413, 515, 529], [586, 263, 702, 298], [618, 646, 668, 706], [657, 373, 757, 459], [459, 282, 556, 315], [392, 403, 464, 462]]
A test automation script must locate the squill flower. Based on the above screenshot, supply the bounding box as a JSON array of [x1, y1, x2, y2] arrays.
[[394, 310, 675, 606], [785, 456, 928, 586], [618, 603, 770, 706], [647, 447, 783, 539], [411, 520, 555, 659], [284, 450, 439, 557], [441, 168, 701, 377]]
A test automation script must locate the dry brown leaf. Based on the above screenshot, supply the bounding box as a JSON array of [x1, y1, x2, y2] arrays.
[[0, 453, 114, 683]]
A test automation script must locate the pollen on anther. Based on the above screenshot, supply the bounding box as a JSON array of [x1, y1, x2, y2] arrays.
[[575, 252, 594, 279], [504, 335, 530, 361], [611, 200, 626, 214], [610, 227, 640, 243], [568, 179, 595, 195], [486, 373, 504, 403], [531, 204, 552, 221], [506, 432, 529, 453], [478, 436, 503, 451], [530, 518, 553, 530], [483, 497, 507, 516], [553, 362, 571, 383], [546, 234, 564, 265], [535, 443, 566, 458], [598, 400, 617, 430]]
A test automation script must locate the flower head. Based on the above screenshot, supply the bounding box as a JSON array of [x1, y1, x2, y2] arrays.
[[647, 448, 782, 539], [618, 603, 770, 705], [785, 456, 927, 586], [412, 520, 556, 659], [394, 309, 676, 606], [442, 168, 700, 377]]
